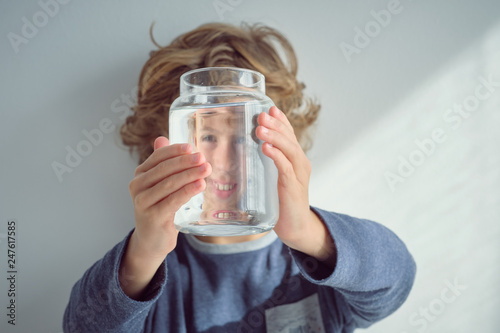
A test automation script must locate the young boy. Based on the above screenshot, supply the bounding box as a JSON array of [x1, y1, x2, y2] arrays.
[[63, 22, 416, 332]]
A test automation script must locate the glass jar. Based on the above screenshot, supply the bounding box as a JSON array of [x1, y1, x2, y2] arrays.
[[169, 67, 279, 236]]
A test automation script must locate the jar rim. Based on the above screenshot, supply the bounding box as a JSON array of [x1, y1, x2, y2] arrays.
[[180, 67, 265, 95]]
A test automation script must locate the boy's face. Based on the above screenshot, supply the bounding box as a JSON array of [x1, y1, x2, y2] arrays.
[[195, 107, 247, 221]]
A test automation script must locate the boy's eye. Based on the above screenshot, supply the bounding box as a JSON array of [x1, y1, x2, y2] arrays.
[[233, 136, 245, 144], [201, 135, 216, 143]]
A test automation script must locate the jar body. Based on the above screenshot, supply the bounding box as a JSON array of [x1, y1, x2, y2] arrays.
[[169, 67, 279, 236]]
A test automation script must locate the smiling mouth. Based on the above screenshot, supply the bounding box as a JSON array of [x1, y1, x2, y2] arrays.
[[215, 183, 235, 191], [210, 180, 238, 199], [212, 210, 238, 220]]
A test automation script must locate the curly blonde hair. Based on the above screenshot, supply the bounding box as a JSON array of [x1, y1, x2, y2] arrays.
[[120, 22, 320, 164]]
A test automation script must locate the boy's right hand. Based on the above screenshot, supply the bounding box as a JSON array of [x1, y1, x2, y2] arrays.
[[120, 136, 211, 300], [128, 136, 211, 259]]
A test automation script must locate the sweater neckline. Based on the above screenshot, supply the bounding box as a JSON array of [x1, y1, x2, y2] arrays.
[[184, 230, 279, 254]]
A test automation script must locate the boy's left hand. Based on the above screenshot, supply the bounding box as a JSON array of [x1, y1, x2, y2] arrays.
[[256, 106, 335, 264]]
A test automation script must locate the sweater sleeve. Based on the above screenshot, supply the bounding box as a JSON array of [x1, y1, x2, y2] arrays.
[[289, 207, 416, 329], [62, 230, 167, 333]]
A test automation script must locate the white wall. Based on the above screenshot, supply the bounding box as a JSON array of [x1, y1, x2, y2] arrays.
[[0, 0, 498, 332]]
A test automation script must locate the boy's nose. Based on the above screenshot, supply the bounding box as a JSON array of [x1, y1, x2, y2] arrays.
[[212, 142, 238, 172]]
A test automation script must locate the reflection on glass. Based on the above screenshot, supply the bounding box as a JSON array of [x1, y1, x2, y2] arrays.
[[194, 107, 250, 224]]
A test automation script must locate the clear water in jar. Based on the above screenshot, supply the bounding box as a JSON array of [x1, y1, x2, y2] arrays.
[[169, 100, 278, 236]]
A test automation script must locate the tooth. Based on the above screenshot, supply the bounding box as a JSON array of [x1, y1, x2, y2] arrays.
[[224, 212, 229, 218], [216, 183, 236, 191]]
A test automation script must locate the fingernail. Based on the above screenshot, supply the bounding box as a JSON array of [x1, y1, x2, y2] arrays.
[[192, 153, 200, 163], [198, 163, 206, 172], [182, 144, 190, 152], [194, 179, 204, 189]]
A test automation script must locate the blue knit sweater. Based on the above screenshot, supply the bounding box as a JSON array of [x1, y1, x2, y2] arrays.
[[63, 207, 416, 332]]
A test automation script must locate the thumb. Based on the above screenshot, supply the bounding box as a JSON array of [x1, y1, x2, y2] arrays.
[[153, 136, 169, 151]]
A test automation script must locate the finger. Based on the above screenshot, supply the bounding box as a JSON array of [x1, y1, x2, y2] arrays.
[[133, 152, 206, 192], [260, 142, 296, 187], [136, 141, 192, 176], [256, 125, 310, 182], [134, 162, 212, 209], [257, 108, 295, 141], [155, 178, 207, 216], [154, 136, 169, 150], [256, 124, 299, 165], [270, 106, 295, 134]]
